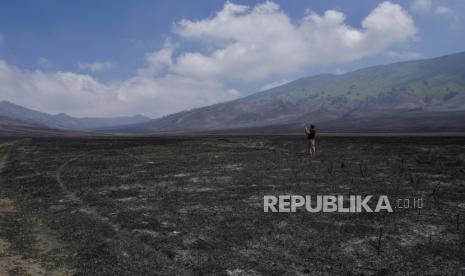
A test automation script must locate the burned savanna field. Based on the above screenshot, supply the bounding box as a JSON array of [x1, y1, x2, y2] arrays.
[[1, 135, 465, 275]]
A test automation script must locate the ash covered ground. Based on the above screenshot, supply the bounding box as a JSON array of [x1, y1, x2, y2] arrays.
[[1, 136, 465, 275]]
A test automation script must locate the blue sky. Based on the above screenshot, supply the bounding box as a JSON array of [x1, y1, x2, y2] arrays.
[[0, 0, 464, 118]]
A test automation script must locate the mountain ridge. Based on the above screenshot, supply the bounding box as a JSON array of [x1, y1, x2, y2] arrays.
[[0, 101, 152, 130], [2, 51, 465, 134], [113, 50, 465, 133]]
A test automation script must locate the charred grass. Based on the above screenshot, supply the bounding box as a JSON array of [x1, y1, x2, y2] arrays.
[[1, 136, 465, 275]]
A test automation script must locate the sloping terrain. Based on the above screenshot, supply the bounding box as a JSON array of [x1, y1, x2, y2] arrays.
[[0, 101, 151, 130], [0, 116, 70, 137], [121, 51, 465, 133]]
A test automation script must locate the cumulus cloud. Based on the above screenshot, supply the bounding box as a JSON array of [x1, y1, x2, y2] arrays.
[[0, 1, 417, 118], [0, 60, 239, 117], [411, 0, 432, 13], [137, 40, 175, 76], [168, 1, 416, 83], [78, 61, 114, 73], [411, 1, 456, 18], [410, 0, 461, 29]]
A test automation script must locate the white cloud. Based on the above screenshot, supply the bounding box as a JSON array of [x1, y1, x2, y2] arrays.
[[0, 1, 417, 118], [137, 40, 175, 76], [0, 60, 239, 117], [388, 50, 423, 60], [168, 1, 416, 83], [333, 68, 347, 75], [410, 1, 460, 28], [411, 0, 432, 13], [260, 79, 289, 91], [435, 6, 453, 15], [37, 57, 49, 65], [78, 61, 114, 73], [36, 57, 55, 70], [411, 1, 456, 18], [432, 5, 461, 28]]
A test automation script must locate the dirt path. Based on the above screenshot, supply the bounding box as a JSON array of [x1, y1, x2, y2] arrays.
[[0, 142, 75, 276], [55, 154, 126, 233], [55, 155, 83, 203]]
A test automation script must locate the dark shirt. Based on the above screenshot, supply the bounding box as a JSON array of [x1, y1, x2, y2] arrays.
[[307, 129, 316, 140]]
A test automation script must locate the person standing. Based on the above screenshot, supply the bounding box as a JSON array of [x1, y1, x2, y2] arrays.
[[304, 125, 316, 156]]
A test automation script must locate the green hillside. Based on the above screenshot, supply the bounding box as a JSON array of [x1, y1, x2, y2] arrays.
[[250, 51, 465, 103], [119, 51, 465, 133]]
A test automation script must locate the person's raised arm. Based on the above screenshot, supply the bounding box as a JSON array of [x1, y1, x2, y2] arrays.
[[304, 127, 309, 135]]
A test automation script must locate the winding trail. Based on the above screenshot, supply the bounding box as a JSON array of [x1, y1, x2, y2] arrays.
[[55, 154, 124, 232], [55, 156, 82, 202], [54, 150, 152, 233]]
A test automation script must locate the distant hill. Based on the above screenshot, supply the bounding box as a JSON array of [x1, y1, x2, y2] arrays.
[[0, 101, 151, 130], [119, 51, 465, 133], [0, 116, 78, 137]]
